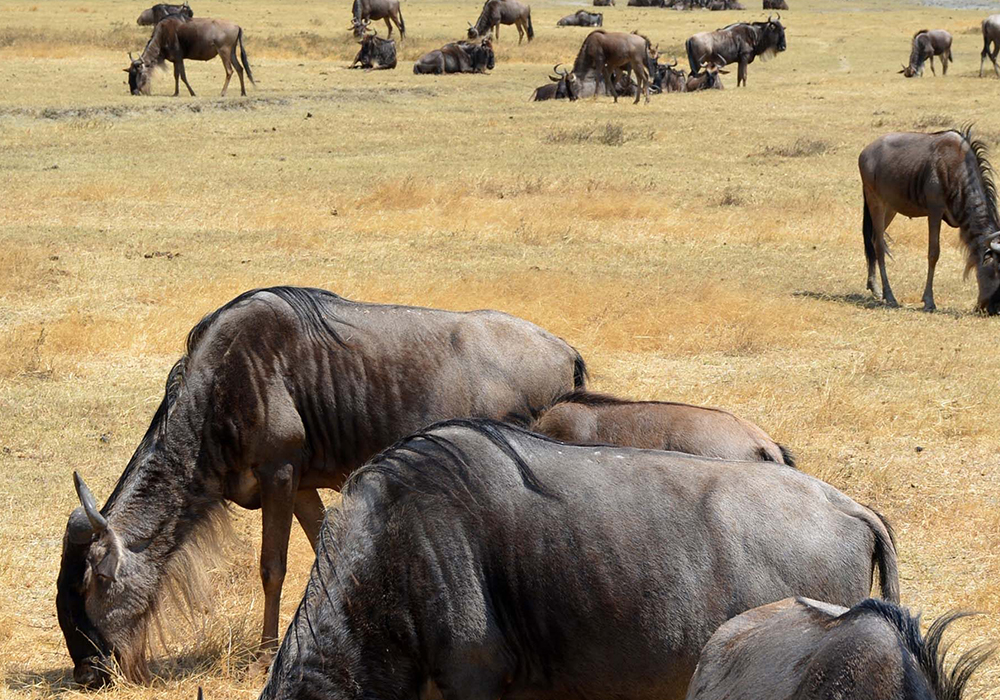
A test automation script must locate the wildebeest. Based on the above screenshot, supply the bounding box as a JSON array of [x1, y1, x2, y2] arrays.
[[351, 0, 404, 39], [594, 0, 615, 6], [413, 38, 496, 74], [530, 63, 581, 100], [980, 14, 1000, 77], [762, 0, 787, 9], [686, 597, 994, 700], [56, 287, 586, 687], [557, 10, 603, 27], [259, 419, 899, 700], [653, 56, 688, 92], [860, 128, 1000, 314], [350, 26, 397, 69], [628, 0, 665, 6], [706, 0, 744, 9], [686, 58, 728, 89], [528, 390, 793, 464], [564, 30, 655, 103], [468, 0, 533, 43], [125, 17, 253, 96], [685, 16, 786, 86], [900, 29, 953, 77], [136, 2, 192, 25]]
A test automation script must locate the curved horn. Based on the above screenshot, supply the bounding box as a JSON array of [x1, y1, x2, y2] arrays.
[[198, 688, 204, 700], [991, 238, 1000, 254], [74, 471, 108, 532], [668, 56, 678, 67], [129, 52, 135, 61], [775, 11, 780, 20]]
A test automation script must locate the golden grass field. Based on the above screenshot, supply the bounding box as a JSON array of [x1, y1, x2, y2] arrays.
[[3, 0, 1000, 696]]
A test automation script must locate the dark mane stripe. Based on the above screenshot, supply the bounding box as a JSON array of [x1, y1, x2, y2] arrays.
[[959, 124, 1000, 228]]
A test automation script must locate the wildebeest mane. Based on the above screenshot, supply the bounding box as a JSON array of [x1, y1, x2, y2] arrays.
[[913, 28, 929, 39], [839, 599, 995, 700]]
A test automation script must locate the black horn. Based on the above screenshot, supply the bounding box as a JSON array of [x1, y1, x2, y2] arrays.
[[74, 471, 108, 532]]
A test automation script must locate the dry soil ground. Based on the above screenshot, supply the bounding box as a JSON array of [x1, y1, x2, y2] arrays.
[[2, 0, 1000, 697]]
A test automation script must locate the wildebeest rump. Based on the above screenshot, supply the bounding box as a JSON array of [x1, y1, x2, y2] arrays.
[[627, 0, 665, 6], [468, 0, 534, 43], [981, 14, 1000, 77], [594, 0, 615, 6], [900, 29, 952, 77], [136, 2, 192, 25], [351, 0, 405, 39], [860, 128, 1000, 313], [55, 287, 586, 687], [557, 10, 603, 27], [567, 30, 655, 103], [685, 16, 786, 86], [350, 26, 397, 69], [528, 390, 793, 465], [685, 597, 994, 700], [762, 0, 787, 8], [259, 419, 898, 700], [126, 16, 253, 96], [413, 38, 496, 73]]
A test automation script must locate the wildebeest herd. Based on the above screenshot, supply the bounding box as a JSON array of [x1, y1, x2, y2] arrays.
[[48, 2, 1000, 699]]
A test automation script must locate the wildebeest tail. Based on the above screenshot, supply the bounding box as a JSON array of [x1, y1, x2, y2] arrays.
[[685, 37, 698, 74], [866, 506, 900, 603], [527, 10, 534, 40], [777, 444, 796, 468], [398, 6, 406, 37], [862, 191, 876, 269], [573, 352, 588, 388], [238, 28, 255, 85]]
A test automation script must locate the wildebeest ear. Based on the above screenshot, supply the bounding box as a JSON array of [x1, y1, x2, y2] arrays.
[[718, 68, 730, 73], [94, 549, 119, 581]]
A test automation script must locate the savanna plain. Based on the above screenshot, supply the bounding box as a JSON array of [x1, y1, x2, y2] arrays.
[[2, 0, 1000, 697]]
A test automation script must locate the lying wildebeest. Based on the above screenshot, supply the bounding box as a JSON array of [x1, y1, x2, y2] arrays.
[[981, 14, 1000, 77], [707, 0, 744, 9], [530, 63, 581, 100], [860, 128, 1000, 314], [686, 15, 786, 86], [628, 0, 665, 6], [259, 419, 899, 700], [413, 38, 496, 74], [349, 25, 397, 69], [125, 16, 253, 96], [56, 287, 586, 687], [564, 30, 655, 103], [762, 0, 787, 9], [528, 390, 793, 465], [468, 0, 533, 43], [686, 58, 728, 89], [653, 56, 688, 92], [350, 0, 404, 39], [594, 0, 615, 6], [557, 10, 603, 27], [136, 1, 191, 25], [900, 29, 953, 77], [686, 597, 994, 700]]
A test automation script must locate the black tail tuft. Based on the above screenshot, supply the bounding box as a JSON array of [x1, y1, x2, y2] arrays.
[[527, 11, 534, 40], [397, 6, 405, 37], [238, 28, 255, 85], [573, 353, 588, 388], [863, 192, 876, 267], [685, 37, 697, 74], [778, 444, 797, 468]]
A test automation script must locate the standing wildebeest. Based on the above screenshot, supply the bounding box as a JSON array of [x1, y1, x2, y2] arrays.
[[686, 15, 786, 86], [125, 17, 253, 96], [528, 390, 793, 465], [136, 2, 192, 25], [653, 56, 688, 92], [900, 29, 953, 77], [860, 128, 1000, 314], [259, 419, 899, 700], [56, 287, 586, 688], [980, 15, 1000, 77], [762, 0, 787, 9], [350, 26, 397, 69], [413, 38, 495, 74], [530, 63, 581, 100], [557, 10, 603, 27], [468, 0, 533, 43], [351, 0, 404, 39], [686, 58, 728, 89], [686, 597, 994, 700], [565, 30, 655, 103]]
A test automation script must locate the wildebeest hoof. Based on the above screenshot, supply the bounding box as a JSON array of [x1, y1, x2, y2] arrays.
[[884, 297, 899, 308], [922, 302, 936, 312]]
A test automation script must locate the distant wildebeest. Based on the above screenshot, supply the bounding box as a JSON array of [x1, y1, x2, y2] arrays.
[[762, 0, 787, 9], [686, 597, 994, 700], [125, 16, 253, 96], [350, 26, 397, 69], [594, 0, 615, 6], [686, 58, 728, 89], [528, 391, 793, 465], [56, 287, 586, 688], [686, 15, 786, 86], [468, 0, 533, 43], [860, 128, 1000, 314], [653, 56, 688, 92], [900, 29, 953, 77], [530, 63, 581, 100], [628, 0, 666, 6], [351, 0, 404, 39], [563, 30, 656, 103], [259, 419, 899, 700], [706, 0, 744, 9], [136, 2, 191, 25], [557, 10, 603, 27], [980, 14, 1000, 77], [413, 38, 496, 73]]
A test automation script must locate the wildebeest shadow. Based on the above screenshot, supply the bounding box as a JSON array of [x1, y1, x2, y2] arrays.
[[793, 290, 968, 318]]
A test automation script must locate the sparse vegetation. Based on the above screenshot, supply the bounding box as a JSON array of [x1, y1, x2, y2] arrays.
[[544, 121, 654, 146]]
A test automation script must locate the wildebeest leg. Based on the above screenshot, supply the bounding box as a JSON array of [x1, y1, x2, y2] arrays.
[[516, 19, 525, 44], [176, 58, 195, 96], [384, 17, 393, 37], [922, 211, 942, 311], [738, 58, 747, 87], [929, 55, 936, 76], [603, 66, 618, 102], [875, 208, 899, 307], [495, 22, 500, 41], [230, 45, 247, 96], [991, 42, 1000, 77], [217, 45, 235, 97], [293, 488, 325, 551], [257, 462, 297, 650]]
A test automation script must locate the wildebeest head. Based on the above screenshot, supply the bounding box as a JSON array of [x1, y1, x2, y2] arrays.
[[351, 18, 371, 41], [976, 232, 1000, 313], [759, 14, 786, 56], [124, 53, 152, 95], [467, 21, 481, 39], [687, 58, 729, 90], [469, 37, 495, 71], [552, 63, 580, 99], [899, 63, 918, 78], [655, 57, 687, 92]]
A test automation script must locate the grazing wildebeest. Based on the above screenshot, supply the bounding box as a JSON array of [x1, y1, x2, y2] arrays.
[[350, 26, 397, 69], [686, 15, 786, 86], [900, 29, 953, 77], [980, 14, 1000, 77], [55, 287, 586, 688], [653, 56, 688, 92], [686, 58, 728, 89], [125, 17, 253, 96], [594, 0, 615, 6], [259, 419, 899, 700], [686, 597, 994, 700], [468, 0, 533, 43], [136, 2, 192, 25], [762, 0, 787, 9], [565, 30, 655, 103], [628, 0, 666, 6], [860, 128, 1000, 314], [351, 0, 404, 39], [528, 390, 793, 465], [530, 63, 581, 100], [557, 10, 603, 27], [413, 38, 496, 74]]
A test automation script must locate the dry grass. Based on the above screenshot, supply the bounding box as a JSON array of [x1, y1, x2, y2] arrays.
[[2, 0, 1000, 698]]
